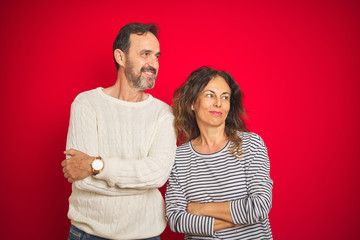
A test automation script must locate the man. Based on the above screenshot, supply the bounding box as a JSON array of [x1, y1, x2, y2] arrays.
[[61, 23, 176, 240]]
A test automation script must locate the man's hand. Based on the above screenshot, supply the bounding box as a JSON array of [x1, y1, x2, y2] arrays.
[[187, 202, 205, 216], [61, 148, 93, 183]]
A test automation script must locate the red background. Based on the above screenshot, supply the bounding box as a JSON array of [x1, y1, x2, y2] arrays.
[[1, 0, 359, 239]]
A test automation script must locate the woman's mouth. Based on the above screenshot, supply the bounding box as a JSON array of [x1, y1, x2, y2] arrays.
[[210, 111, 222, 116]]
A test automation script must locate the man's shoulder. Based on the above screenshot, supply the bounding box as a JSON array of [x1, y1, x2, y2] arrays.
[[68, 88, 103, 113], [149, 96, 173, 116], [73, 88, 99, 103], [151, 96, 170, 108]]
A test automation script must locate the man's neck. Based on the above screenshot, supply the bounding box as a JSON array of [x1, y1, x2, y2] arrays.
[[103, 74, 148, 102]]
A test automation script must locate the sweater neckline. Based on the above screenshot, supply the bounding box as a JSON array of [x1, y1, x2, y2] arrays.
[[96, 87, 154, 106], [189, 140, 230, 157]]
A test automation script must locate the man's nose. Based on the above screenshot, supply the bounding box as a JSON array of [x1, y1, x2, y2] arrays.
[[147, 56, 159, 69]]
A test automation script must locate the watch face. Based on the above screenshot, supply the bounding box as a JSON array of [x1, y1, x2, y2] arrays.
[[92, 159, 104, 171]]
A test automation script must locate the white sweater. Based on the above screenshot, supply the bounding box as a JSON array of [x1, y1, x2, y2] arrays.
[[66, 87, 177, 239]]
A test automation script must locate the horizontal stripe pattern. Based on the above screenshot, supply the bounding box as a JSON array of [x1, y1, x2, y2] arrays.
[[165, 132, 273, 239]]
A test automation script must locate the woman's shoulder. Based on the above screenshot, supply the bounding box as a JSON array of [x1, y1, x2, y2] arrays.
[[237, 131, 266, 148], [176, 141, 191, 153], [174, 142, 194, 165]]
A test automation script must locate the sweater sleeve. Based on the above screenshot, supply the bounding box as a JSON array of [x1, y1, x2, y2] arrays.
[[66, 98, 166, 196], [165, 163, 214, 236], [92, 111, 177, 189], [66, 97, 99, 158], [229, 134, 273, 225]]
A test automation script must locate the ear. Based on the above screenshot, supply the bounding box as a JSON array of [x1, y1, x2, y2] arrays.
[[191, 104, 194, 111], [114, 49, 126, 68]]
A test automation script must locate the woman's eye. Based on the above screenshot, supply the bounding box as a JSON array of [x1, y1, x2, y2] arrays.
[[206, 94, 213, 97]]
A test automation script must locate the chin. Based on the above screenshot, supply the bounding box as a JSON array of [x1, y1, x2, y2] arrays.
[[206, 121, 226, 128]]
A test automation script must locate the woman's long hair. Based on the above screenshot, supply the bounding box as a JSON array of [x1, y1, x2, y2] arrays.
[[172, 67, 248, 157]]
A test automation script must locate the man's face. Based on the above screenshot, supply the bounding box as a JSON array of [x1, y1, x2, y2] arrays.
[[124, 32, 160, 90]]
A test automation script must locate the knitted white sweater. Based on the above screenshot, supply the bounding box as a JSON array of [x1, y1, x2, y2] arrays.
[[66, 87, 176, 239]]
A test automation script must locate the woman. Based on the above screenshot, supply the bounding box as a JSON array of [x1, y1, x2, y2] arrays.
[[165, 67, 273, 239]]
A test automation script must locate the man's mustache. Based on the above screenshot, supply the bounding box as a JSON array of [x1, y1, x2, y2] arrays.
[[141, 66, 157, 75]]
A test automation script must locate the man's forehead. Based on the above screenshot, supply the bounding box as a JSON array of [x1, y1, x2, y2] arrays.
[[129, 32, 160, 52]]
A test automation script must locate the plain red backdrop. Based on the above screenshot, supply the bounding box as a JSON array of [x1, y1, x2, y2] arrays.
[[1, 0, 359, 239]]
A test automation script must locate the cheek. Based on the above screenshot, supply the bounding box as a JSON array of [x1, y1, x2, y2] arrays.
[[198, 100, 212, 112], [194, 98, 204, 109], [193, 100, 207, 117], [223, 102, 231, 114]]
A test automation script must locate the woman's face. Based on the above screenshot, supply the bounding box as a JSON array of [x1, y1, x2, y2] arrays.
[[192, 76, 231, 130]]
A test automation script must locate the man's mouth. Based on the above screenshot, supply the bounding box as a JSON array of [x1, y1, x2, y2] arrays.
[[141, 67, 156, 76]]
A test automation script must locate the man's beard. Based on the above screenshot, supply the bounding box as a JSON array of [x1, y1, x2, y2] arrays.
[[125, 59, 157, 90]]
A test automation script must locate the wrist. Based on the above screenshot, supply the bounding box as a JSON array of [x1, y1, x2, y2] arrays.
[[90, 156, 104, 175]]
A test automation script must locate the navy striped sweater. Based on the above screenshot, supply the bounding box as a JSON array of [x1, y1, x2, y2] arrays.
[[165, 132, 273, 239]]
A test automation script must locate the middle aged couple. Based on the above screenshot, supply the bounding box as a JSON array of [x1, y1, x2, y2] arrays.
[[62, 22, 273, 240]]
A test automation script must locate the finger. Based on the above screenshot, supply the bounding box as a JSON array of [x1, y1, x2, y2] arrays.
[[64, 148, 75, 156], [68, 178, 74, 183], [61, 160, 66, 167], [62, 167, 67, 173]]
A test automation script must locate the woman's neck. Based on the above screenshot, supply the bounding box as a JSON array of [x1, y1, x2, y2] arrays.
[[192, 126, 228, 154]]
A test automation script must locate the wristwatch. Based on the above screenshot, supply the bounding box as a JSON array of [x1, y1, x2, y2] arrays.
[[90, 157, 104, 175]]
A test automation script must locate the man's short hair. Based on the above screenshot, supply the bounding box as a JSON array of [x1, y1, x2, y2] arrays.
[[113, 22, 159, 71]]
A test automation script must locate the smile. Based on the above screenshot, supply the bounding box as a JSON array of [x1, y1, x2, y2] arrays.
[[143, 71, 155, 76], [141, 66, 157, 77]]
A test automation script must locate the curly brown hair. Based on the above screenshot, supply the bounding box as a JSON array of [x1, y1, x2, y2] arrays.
[[172, 66, 248, 157]]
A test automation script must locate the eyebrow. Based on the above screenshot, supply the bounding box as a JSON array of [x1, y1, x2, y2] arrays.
[[141, 50, 161, 56], [203, 90, 231, 95]]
